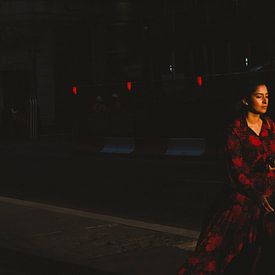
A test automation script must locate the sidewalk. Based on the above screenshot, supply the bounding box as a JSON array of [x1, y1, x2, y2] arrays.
[[0, 196, 198, 275]]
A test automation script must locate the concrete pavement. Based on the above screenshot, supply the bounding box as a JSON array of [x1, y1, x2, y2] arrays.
[[0, 136, 225, 274], [0, 196, 197, 275]]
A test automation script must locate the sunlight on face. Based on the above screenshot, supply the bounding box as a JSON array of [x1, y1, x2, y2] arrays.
[[248, 85, 269, 114]]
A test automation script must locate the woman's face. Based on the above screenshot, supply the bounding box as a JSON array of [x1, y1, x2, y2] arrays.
[[247, 84, 269, 114]]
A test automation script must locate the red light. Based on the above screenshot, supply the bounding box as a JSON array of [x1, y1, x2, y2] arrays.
[[127, 81, 132, 91], [72, 86, 77, 95], [197, 76, 203, 87]]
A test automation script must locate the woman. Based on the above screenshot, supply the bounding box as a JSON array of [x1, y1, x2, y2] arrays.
[[178, 81, 275, 274]]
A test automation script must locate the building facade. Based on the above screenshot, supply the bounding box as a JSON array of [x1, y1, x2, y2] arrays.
[[1, 0, 274, 137]]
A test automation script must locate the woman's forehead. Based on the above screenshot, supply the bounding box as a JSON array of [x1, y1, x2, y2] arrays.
[[253, 84, 268, 94]]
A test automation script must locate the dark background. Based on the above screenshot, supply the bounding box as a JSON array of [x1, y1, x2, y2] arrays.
[[0, 0, 274, 141]]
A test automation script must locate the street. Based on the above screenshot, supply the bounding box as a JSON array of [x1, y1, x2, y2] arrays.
[[0, 139, 227, 274]]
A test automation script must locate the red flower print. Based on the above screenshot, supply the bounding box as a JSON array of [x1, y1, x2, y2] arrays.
[[261, 129, 268, 137], [178, 267, 187, 275], [232, 157, 243, 168], [264, 187, 273, 197], [249, 135, 261, 146], [230, 204, 242, 223], [178, 268, 187, 275], [256, 152, 262, 161], [238, 173, 253, 186], [238, 242, 244, 251], [205, 234, 222, 252], [232, 204, 242, 216], [227, 138, 236, 150], [225, 253, 235, 264], [205, 260, 217, 272], [267, 170, 273, 178], [188, 257, 200, 266], [235, 193, 246, 203], [271, 141, 275, 152], [235, 120, 241, 128]]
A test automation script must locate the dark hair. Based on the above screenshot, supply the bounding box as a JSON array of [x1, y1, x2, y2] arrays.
[[241, 79, 269, 101]]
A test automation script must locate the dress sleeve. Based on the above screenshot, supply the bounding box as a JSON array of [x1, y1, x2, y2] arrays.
[[269, 118, 275, 154], [266, 118, 275, 191], [225, 127, 262, 203]]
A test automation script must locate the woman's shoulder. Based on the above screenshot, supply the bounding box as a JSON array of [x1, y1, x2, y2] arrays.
[[262, 115, 274, 130], [263, 114, 274, 121], [226, 116, 243, 132], [222, 117, 244, 142]]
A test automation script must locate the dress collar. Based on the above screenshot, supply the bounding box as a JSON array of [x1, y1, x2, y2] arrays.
[[239, 113, 267, 136]]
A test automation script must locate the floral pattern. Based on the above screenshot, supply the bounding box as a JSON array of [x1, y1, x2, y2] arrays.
[[178, 115, 275, 274]]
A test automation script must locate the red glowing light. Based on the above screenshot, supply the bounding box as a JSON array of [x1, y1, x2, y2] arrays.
[[127, 81, 132, 91], [72, 86, 77, 95], [197, 76, 203, 87]]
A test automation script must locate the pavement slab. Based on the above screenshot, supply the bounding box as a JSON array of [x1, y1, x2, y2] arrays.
[[0, 199, 196, 275]]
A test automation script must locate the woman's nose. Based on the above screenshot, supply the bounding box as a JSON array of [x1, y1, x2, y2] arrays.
[[263, 97, 268, 103]]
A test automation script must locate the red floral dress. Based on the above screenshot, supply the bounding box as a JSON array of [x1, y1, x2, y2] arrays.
[[178, 115, 275, 274]]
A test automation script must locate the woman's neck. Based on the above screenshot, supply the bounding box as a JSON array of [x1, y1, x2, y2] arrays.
[[246, 112, 261, 125]]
